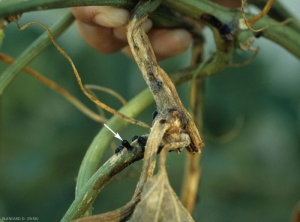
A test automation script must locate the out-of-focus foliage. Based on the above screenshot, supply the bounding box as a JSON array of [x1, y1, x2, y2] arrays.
[[0, 2, 299, 222]]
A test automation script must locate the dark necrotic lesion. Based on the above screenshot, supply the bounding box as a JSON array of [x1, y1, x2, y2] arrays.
[[137, 136, 147, 147], [153, 81, 163, 91], [115, 135, 148, 154], [152, 110, 158, 120], [115, 145, 125, 154], [200, 14, 234, 41], [122, 140, 133, 149], [159, 119, 166, 124], [201, 14, 223, 29], [132, 135, 139, 141]]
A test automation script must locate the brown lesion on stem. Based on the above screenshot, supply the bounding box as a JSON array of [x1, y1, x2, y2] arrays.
[[127, 1, 204, 155]]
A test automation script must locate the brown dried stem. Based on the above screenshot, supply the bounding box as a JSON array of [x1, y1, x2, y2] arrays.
[[127, 0, 204, 155], [84, 87, 106, 119], [84, 84, 127, 106], [247, 0, 274, 26], [241, 0, 274, 32], [181, 38, 204, 213], [124, 0, 203, 219], [137, 118, 169, 189]]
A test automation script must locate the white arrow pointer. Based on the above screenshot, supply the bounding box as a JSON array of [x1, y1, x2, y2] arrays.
[[104, 124, 123, 141]]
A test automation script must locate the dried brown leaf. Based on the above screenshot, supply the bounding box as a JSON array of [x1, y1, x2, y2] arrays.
[[131, 169, 194, 222], [131, 147, 195, 222]]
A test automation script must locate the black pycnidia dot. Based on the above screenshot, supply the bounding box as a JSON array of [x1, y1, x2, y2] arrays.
[[147, 66, 155, 76], [152, 111, 158, 120], [201, 14, 222, 28], [115, 146, 124, 154], [122, 140, 133, 150], [132, 135, 139, 141], [155, 81, 163, 89], [168, 108, 177, 113], [159, 119, 166, 124], [219, 24, 231, 35], [255, 31, 263, 38], [138, 136, 147, 147]]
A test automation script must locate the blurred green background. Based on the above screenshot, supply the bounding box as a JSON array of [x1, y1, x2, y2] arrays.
[[0, 2, 300, 221]]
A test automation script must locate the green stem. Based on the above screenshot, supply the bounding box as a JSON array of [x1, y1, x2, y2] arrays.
[[0, 11, 74, 95], [254, 17, 300, 58], [0, 0, 137, 18], [0, 0, 197, 36], [62, 144, 145, 221], [1, 0, 300, 59], [163, 0, 300, 59], [163, 0, 239, 23]]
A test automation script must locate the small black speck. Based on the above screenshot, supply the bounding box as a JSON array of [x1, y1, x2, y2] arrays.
[[219, 24, 231, 35], [152, 111, 158, 120], [138, 136, 147, 147], [115, 146, 124, 154], [255, 31, 263, 38], [154, 81, 162, 90], [159, 119, 166, 124], [122, 140, 133, 150], [147, 66, 155, 75], [168, 108, 177, 113], [132, 135, 139, 141]]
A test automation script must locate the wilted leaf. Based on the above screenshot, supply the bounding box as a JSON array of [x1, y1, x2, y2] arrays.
[[131, 168, 195, 222]]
